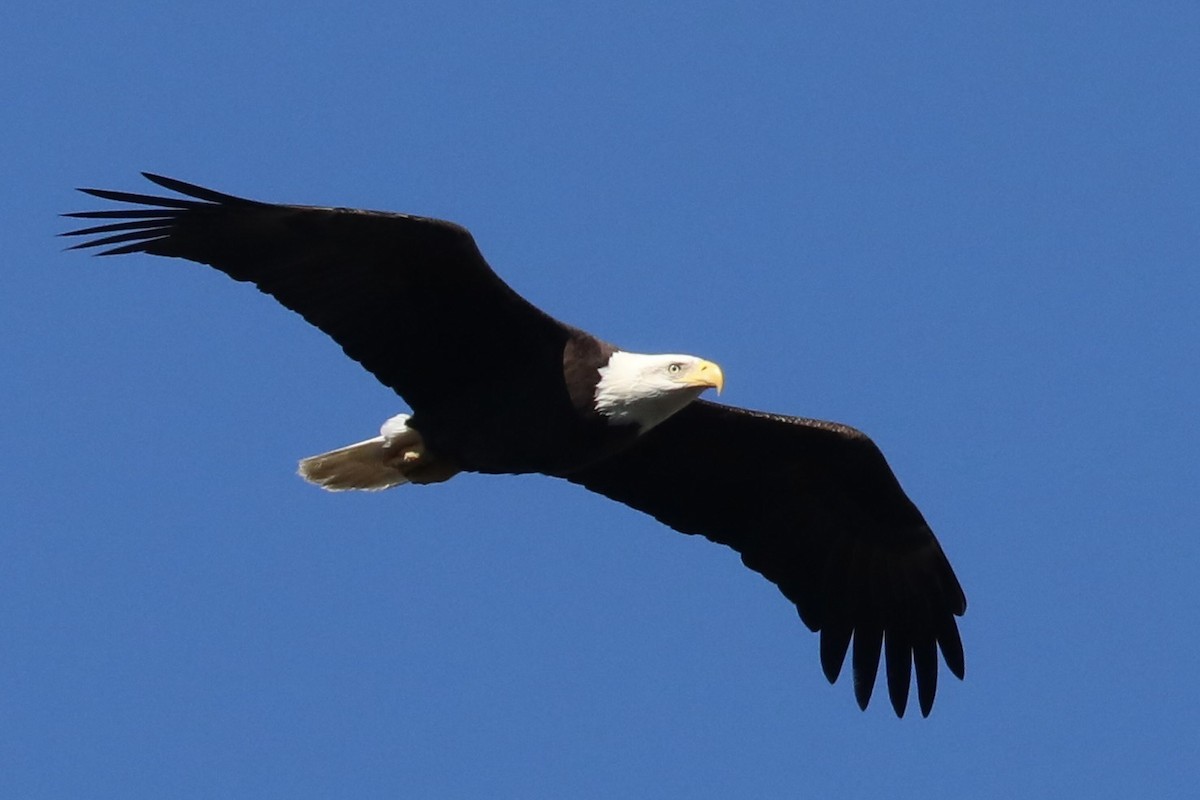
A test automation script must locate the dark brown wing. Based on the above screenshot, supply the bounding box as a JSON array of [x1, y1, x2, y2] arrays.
[[567, 400, 966, 717], [62, 173, 570, 415]]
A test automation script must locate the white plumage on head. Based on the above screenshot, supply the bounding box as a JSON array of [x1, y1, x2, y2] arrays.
[[593, 351, 724, 431]]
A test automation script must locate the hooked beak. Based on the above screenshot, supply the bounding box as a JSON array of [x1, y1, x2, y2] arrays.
[[682, 359, 724, 395]]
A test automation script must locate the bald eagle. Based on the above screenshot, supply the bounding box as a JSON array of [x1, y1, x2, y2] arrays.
[[64, 173, 966, 717]]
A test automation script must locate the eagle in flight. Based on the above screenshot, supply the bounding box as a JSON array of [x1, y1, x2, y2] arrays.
[[64, 173, 966, 717]]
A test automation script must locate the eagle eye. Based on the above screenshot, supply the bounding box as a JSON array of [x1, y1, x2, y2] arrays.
[[668, 362, 683, 374]]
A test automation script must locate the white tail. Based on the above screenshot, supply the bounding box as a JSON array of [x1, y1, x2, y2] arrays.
[[297, 414, 423, 491]]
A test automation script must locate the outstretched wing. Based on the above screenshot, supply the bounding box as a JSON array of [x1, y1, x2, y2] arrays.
[[567, 400, 966, 717], [62, 173, 569, 414]]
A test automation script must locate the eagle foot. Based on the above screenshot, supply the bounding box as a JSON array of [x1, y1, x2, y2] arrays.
[[386, 438, 458, 485], [395, 448, 460, 485]]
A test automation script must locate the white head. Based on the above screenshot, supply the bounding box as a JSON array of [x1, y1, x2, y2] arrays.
[[594, 351, 725, 431]]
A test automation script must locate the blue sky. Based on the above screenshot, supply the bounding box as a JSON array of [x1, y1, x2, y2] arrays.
[[3, 2, 1197, 797]]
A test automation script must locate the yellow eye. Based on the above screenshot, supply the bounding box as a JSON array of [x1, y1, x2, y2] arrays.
[[668, 363, 683, 374]]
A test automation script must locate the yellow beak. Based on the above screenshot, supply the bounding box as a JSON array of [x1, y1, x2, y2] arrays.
[[683, 359, 724, 395]]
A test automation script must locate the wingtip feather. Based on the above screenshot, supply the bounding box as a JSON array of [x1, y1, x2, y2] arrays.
[[884, 630, 912, 718], [819, 624, 853, 685], [938, 617, 966, 681], [140, 172, 255, 205], [914, 638, 938, 717], [851, 626, 883, 711]]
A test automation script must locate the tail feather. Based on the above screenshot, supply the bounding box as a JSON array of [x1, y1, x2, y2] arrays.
[[298, 436, 410, 491], [298, 413, 423, 491]]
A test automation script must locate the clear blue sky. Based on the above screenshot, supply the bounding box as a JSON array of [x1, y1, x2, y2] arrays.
[[3, 2, 1197, 797]]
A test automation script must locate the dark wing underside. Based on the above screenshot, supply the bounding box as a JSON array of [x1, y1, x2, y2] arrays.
[[64, 174, 964, 716], [567, 400, 966, 717], [62, 173, 569, 415]]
